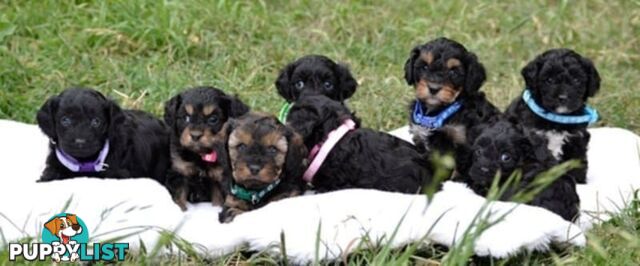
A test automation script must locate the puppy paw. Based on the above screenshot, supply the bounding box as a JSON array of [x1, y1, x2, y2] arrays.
[[219, 207, 245, 223]]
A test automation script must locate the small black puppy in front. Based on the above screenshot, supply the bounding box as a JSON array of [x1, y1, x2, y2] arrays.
[[164, 86, 249, 210], [219, 113, 307, 223], [286, 94, 434, 193], [275, 54, 358, 103], [404, 38, 500, 154], [37, 88, 170, 183], [458, 120, 580, 221], [505, 49, 601, 184]]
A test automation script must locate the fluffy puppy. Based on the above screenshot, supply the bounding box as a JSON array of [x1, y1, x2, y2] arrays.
[[505, 49, 601, 184], [164, 86, 249, 210], [458, 120, 580, 221], [275, 54, 358, 102], [219, 113, 307, 223], [404, 38, 500, 154], [286, 94, 434, 193], [37, 88, 170, 183]]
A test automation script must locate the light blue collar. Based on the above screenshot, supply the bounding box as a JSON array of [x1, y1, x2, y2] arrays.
[[522, 89, 598, 125], [412, 100, 462, 129]]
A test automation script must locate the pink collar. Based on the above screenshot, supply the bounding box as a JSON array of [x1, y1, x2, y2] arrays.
[[303, 119, 356, 183]]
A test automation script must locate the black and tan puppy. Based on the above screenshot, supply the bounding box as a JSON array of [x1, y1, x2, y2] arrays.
[[37, 88, 170, 183], [164, 86, 249, 210], [458, 120, 580, 221], [505, 49, 600, 184], [219, 113, 307, 223], [275, 54, 358, 103], [404, 38, 500, 154], [286, 94, 434, 193]]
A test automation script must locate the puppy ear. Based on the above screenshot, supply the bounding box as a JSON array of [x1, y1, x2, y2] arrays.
[[334, 63, 358, 101], [108, 99, 126, 137], [36, 96, 60, 140], [275, 62, 297, 102], [44, 218, 61, 236], [283, 127, 308, 180], [579, 56, 601, 98], [67, 214, 78, 224], [404, 46, 420, 85], [164, 94, 182, 131], [463, 52, 486, 94], [521, 55, 542, 90], [220, 95, 249, 118]]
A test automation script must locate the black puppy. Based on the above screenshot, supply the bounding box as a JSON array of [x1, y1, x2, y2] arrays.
[[505, 49, 600, 184], [458, 120, 580, 221], [404, 38, 500, 154], [164, 86, 249, 210], [219, 112, 307, 223], [286, 94, 434, 193], [37, 88, 170, 183], [275, 54, 358, 103]]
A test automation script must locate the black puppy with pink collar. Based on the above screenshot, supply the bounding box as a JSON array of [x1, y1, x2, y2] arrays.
[[286, 95, 434, 193]]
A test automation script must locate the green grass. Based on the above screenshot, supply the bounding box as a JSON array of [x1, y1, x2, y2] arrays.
[[1, 0, 639, 265]]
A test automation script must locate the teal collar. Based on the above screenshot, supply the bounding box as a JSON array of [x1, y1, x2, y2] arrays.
[[230, 179, 281, 205], [522, 89, 598, 125]]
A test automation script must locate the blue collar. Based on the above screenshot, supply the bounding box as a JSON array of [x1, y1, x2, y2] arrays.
[[412, 100, 462, 129], [522, 89, 598, 125]]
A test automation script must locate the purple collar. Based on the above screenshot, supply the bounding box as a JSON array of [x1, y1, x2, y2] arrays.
[[55, 141, 110, 173]]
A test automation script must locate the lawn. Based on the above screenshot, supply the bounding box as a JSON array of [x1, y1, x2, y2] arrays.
[[1, 0, 639, 264]]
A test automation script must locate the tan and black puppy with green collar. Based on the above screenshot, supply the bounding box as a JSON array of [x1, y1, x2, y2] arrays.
[[219, 112, 307, 223], [163, 86, 249, 211]]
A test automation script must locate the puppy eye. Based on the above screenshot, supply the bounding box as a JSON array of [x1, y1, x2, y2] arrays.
[[448, 69, 458, 77], [60, 116, 72, 127], [237, 143, 247, 151], [267, 146, 278, 154], [184, 116, 191, 123], [295, 81, 305, 90], [474, 150, 482, 157], [207, 116, 219, 124], [323, 81, 334, 91], [572, 77, 582, 84], [90, 118, 102, 128], [500, 153, 512, 162], [545, 77, 555, 84], [422, 65, 429, 70]]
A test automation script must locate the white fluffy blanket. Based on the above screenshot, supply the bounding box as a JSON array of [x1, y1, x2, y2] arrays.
[[1, 120, 639, 263]]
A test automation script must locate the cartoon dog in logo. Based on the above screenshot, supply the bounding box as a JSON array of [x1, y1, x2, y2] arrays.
[[44, 214, 82, 262]]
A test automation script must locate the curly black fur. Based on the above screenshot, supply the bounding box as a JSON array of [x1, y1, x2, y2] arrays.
[[219, 113, 308, 223], [275, 55, 358, 102], [286, 95, 434, 193], [404, 37, 500, 155], [36, 88, 170, 183], [458, 120, 580, 221], [163, 86, 249, 210], [505, 48, 601, 184]]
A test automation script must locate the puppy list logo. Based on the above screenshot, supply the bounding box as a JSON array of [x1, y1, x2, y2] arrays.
[[8, 213, 129, 262]]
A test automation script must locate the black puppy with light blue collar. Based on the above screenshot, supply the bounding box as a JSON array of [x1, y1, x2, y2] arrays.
[[506, 48, 601, 184], [404, 38, 501, 156]]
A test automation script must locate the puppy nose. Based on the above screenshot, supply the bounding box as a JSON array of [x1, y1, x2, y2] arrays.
[[74, 138, 86, 145], [72, 224, 81, 231], [190, 131, 203, 140], [248, 164, 261, 175], [427, 82, 443, 94], [558, 94, 568, 102]]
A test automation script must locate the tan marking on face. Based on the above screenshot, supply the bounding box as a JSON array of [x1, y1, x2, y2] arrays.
[[185, 104, 194, 115], [228, 128, 253, 161], [420, 51, 434, 65], [415, 79, 430, 100], [203, 105, 215, 116], [447, 58, 461, 69], [437, 85, 462, 104]]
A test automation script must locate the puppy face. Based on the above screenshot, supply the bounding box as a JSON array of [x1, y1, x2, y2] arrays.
[[164, 87, 249, 155], [404, 38, 486, 110], [275, 55, 358, 102], [468, 121, 531, 187], [37, 88, 122, 159], [44, 214, 82, 237], [522, 49, 601, 114], [228, 113, 306, 189]]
